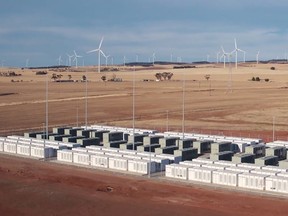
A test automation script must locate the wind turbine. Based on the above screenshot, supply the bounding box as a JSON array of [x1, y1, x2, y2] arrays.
[[123, 55, 127, 66], [66, 53, 73, 66], [102, 52, 110, 66], [216, 51, 221, 63], [73, 50, 82, 68], [26, 58, 29, 68], [220, 46, 230, 68], [231, 38, 246, 69], [57, 55, 62, 66], [152, 52, 156, 65], [256, 51, 260, 64], [87, 37, 104, 73]]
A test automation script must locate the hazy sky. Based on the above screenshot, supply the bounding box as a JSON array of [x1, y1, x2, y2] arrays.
[[1, 0, 288, 67]]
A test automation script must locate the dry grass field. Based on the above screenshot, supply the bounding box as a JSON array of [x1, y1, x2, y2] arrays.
[[1, 63, 288, 140], [1, 62, 288, 216]]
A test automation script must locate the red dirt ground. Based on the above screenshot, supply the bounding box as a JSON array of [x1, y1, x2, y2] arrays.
[[0, 154, 287, 216]]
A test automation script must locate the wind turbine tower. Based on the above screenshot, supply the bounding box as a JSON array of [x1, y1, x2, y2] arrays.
[[67, 54, 73, 66], [220, 46, 229, 68], [57, 55, 62, 66], [123, 56, 127, 66], [232, 39, 246, 69], [216, 51, 221, 64], [102, 52, 110, 66], [73, 50, 82, 68], [87, 37, 104, 73], [26, 59, 29, 68], [152, 53, 156, 65], [256, 51, 260, 64]]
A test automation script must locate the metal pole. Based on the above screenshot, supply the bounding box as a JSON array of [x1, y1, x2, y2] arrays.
[[76, 104, 79, 127], [133, 66, 135, 150], [228, 54, 233, 93], [166, 110, 169, 132], [273, 116, 275, 141], [85, 71, 88, 130], [182, 71, 185, 140], [148, 144, 151, 178], [45, 73, 48, 141]]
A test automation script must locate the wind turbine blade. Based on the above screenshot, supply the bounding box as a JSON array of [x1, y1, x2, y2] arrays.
[[98, 37, 104, 49], [100, 50, 106, 57], [87, 49, 98, 53], [234, 38, 238, 49], [230, 49, 236, 54]]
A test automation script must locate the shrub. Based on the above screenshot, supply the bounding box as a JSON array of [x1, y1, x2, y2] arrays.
[[265, 78, 270, 82], [252, 77, 255, 81], [270, 67, 276, 70], [255, 77, 261, 81]]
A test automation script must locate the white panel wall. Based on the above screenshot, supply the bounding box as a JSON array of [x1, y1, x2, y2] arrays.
[[265, 176, 288, 194], [251, 169, 279, 176], [192, 158, 214, 164], [108, 157, 128, 171], [90, 154, 109, 168], [165, 164, 174, 178], [142, 157, 169, 171], [122, 154, 143, 160], [73, 152, 90, 165], [16, 144, 30, 156], [165, 164, 189, 180], [238, 173, 268, 190], [104, 152, 123, 158], [128, 159, 156, 174], [31, 146, 53, 158], [214, 161, 238, 167], [212, 170, 240, 187], [277, 172, 288, 178], [86, 145, 102, 151], [237, 163, 262, 169], [261, 166, 287, 173], [4, 142, 17, 153], [188, 167, 214, 183], [225, 166, 253, 173], [202, 164, 227, 170], [0, 140, 4, 152], [57, 150, 73, 163], [180, 161, 205, 167], [72, 147, 88, 153], [136, 152, 157, 157], [118, 149, 137, 155]]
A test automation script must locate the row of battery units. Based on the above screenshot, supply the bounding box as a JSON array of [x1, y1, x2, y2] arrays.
[[57, 149, 174, 175], [165, 161, 288, 194], [0, 141, 56, 158]]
